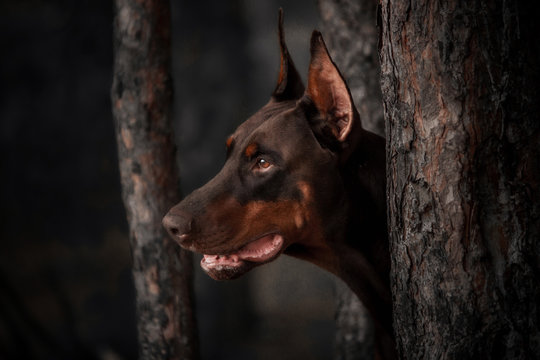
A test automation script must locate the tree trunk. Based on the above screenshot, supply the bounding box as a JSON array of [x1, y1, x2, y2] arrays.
[[379, 0, 540, 358], [318, 1, 383, 359], [111, 1, 199, 359]]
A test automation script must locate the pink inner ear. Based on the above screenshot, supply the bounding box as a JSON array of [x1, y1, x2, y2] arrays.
[[307, 55, 353, 142], [334, 110, 352, 140]]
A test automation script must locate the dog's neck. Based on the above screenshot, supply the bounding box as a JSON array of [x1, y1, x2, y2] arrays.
[[287, 129, 390, 307], [335, 130, 396, 358], [286, 129, 393, 348], [339, 129, 392, 319]]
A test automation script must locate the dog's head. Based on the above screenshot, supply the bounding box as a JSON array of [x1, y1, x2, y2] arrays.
[[163, 10, 364, 280]]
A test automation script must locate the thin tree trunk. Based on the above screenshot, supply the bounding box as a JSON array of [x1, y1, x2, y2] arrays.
[[111, 0, 199, 359], [379, 0, 540, 358], [318, 0, 383, 358], [333, 281, 375, 360]]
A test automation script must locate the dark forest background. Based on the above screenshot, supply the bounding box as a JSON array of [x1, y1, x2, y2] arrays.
[[0, 1, 339, 359]]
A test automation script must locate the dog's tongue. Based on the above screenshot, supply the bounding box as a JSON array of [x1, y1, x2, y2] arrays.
[[202, 234, 283, 268], [236, 233, 283, 262]]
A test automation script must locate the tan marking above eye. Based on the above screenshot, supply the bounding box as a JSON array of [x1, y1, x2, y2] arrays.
[[244, 143, 258, 158]]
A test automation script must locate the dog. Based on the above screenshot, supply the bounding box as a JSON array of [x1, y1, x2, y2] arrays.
[[163, 10, 396, 360]]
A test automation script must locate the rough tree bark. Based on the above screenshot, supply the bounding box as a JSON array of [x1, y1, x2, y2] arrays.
[[318, 0, 383, 358], [380, 0, 540, 358], [111, 0, 199, 359]]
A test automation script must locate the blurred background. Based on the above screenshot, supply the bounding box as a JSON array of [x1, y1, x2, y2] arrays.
[[0, 1, 338, 359]]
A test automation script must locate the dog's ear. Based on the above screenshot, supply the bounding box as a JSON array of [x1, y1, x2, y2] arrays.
[[272, 9, 304, 101], [306, 31, 358, 143]]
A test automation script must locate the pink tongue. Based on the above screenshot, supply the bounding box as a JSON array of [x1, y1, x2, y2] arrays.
[[236, 234, 283, 262], [202, 234, 283, 266]]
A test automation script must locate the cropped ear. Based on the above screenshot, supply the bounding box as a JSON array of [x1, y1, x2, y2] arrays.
[[272, 9, 304, 101], [306, 31, 357, 143]]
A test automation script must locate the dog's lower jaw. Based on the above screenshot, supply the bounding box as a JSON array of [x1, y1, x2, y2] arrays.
[[201, 260, 251, 281]]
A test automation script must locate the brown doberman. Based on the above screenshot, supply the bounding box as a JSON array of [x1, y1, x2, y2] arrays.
[[163, 11, 396, 360]]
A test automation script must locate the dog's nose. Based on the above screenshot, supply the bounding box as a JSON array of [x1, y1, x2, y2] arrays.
[[162, 210, 194, 246]]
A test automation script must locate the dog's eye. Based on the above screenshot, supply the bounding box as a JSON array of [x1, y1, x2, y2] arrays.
[[254, 157, 272, 171]]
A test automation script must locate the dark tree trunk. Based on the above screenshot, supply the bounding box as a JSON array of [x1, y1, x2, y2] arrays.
[[379, 0, 540, 358], [111, 0, 199, 359], [318, 0, 383, 359]]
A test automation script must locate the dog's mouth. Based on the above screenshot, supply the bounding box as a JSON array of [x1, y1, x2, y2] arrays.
[[200, 233, 284, 280]]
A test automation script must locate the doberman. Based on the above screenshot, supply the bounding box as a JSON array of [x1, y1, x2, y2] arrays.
[[163, 10, 396, 360]]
